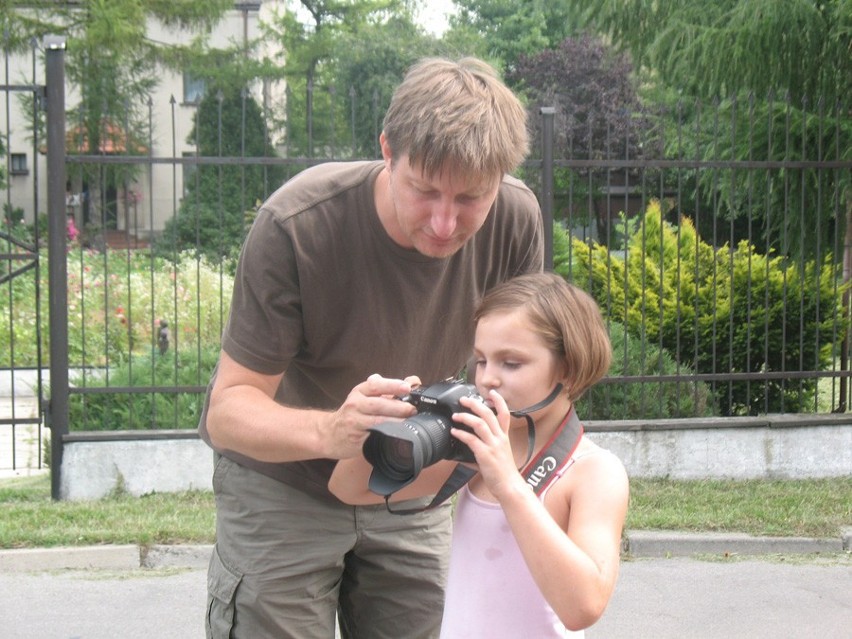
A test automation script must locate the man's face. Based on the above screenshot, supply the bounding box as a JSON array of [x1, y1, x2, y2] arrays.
[[380, 136, 501, 258]]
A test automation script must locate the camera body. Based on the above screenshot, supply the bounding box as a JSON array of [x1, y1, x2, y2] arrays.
[[401, 380, 482, 463], [362, 380, 483, 496]]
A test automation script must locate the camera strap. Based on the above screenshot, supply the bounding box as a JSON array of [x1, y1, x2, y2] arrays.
[[386, 384, 579, 515]]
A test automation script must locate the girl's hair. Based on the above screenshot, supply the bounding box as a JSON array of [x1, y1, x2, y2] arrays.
[[382, 57, 529, 180], [474, 272, 611, 400]]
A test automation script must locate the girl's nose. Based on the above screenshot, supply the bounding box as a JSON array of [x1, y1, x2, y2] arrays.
[[478, 362, 500, 390]]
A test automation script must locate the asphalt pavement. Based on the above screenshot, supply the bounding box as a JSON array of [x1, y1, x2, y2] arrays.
[[1, 533, 850, 638]]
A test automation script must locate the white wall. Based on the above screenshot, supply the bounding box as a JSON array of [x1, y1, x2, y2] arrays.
[[58, 419, 852, 500]]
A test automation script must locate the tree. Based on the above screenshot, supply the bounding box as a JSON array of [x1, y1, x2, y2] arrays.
[[564, 0, 851, 262], [334, 16, 444, 156], [262, 0, 412, 156], [448, 0, 583, 70], [506, 34, 650, 162]]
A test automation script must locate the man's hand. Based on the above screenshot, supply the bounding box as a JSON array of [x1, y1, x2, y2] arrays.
[[325, 373, 420, 459]]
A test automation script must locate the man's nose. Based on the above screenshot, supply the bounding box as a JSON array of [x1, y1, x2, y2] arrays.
[[430, 201, 457, 239]]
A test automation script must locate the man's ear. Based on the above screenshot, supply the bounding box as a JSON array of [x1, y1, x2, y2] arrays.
[[379, 132, 393, 166]]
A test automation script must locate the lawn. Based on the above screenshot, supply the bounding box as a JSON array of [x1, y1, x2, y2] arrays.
[[1, 474, 849, 548]]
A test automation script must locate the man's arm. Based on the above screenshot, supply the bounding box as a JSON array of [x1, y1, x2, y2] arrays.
[[206, 350, 418, 462]]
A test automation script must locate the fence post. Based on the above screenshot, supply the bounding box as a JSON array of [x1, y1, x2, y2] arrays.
[[539, 107, 555, 270], [45, 35, 68, 500]]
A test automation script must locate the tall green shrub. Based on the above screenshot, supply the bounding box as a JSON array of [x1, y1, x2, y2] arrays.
[[559, 201, 848, 415], [157, 86, 282, 263]]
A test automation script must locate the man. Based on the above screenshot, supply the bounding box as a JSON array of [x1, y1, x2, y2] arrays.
[[200, 56, 544, 638]]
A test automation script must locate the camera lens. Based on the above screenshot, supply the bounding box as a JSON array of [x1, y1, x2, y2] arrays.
[[378, 437, 415, 480], [363, 412, 455, 486]]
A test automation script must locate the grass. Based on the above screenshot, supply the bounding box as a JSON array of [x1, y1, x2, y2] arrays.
[[1, 474, 850, 549]]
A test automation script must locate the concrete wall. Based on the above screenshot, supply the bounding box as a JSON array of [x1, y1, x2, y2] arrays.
[[60, 432, 213, 501], [59, 416, 852, 500], [585, 415, 852, 480]]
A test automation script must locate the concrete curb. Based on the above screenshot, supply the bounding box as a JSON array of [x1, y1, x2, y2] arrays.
[[623, 530, 848, 558], [0, 544, 213, 573], [1, 530, 850, 573]]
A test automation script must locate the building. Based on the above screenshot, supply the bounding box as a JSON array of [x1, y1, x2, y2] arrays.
[[2, 1, 282, 241]]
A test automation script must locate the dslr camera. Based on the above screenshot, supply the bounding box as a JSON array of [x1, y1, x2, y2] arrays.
[[363, 380, 483, 495]]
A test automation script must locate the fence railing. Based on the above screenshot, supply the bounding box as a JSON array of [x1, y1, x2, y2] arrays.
[[1, 38, 850, 496]]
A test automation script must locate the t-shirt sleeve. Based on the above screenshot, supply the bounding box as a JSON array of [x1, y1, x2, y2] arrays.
[[220, 209, 303, 375], [504, 177, 545, 276]]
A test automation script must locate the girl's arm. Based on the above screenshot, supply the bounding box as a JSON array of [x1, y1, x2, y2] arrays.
[[493, 452, 627, 630], [453, 393, 629, 631], [329, 449, 459, 505]]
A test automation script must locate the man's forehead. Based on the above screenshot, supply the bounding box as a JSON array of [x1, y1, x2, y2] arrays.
[[404, 156, 500, 192]]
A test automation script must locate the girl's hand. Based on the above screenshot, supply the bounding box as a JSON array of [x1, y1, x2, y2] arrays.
[[452, 390, 526, 499]]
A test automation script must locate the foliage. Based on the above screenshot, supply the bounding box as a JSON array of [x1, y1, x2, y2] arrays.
[[156, 86, 282, 262], [262, 0, 414, 157], [506, 34, 651, 161], [333, 16, 443, 157], [556, 221, 715, 419], [564, 0, 851, 262], [68, 345, 219, 430], [648, 89, 852, 261], [568, 0, 849, 106], [506, 32, 657, 239], [449, 0, 583, 70], [0, 134, 5, 189], [558, 201, 849, 415]]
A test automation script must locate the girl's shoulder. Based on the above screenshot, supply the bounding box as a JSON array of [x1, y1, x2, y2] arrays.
[[544, 438, 628, 514], [570, 437, 628, 481]]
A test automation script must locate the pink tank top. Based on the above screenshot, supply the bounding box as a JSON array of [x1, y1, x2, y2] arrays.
[[439, 461, 587, 639]]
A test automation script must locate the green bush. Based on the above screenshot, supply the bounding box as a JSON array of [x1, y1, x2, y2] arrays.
[[580, 321, 715, 420], [68, 346, 219, 430], [558, 201, 848, 415]]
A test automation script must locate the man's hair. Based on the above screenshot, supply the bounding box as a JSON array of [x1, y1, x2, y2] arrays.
[[382, 57, 529, 178], [474, 272, 612, 401]]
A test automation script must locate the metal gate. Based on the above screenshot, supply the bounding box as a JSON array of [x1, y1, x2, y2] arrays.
[[1, 40, 49, 478], [1, 37, 66, 491]]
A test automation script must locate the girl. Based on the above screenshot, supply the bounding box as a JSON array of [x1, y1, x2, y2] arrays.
[[329, 272, 629, 637]]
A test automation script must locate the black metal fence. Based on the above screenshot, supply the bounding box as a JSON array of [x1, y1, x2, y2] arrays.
[[2, 38, 851, 495]]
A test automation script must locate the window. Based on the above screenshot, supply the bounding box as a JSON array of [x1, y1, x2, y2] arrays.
[[183, 73, 206, 104], [10, 153, 28, 175]]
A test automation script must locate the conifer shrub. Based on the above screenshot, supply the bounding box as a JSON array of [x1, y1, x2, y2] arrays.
[[556, 201, 848, 415]]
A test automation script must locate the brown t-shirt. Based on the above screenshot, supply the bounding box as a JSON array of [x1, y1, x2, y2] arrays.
[[199, 160, 543, 499]]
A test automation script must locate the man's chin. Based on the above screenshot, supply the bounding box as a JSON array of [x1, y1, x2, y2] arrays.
[[414, 237, 465, 258]]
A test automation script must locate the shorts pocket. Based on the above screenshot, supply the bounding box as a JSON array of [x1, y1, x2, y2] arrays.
[[206, 546, 243, 639]]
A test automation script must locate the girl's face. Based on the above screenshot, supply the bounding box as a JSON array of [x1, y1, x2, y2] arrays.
[[472, 308, 564, 418]]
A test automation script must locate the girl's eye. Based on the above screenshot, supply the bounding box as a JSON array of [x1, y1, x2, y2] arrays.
[[502, 361, 521, 370]]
